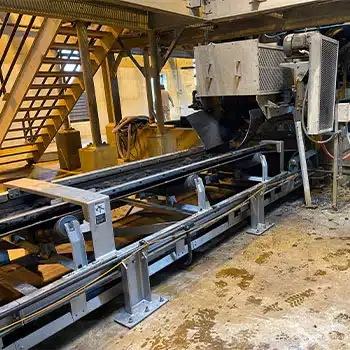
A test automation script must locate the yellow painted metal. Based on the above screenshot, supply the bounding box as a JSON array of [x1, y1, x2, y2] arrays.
[[106, 123, 117, 146], [79, 144, 118, 173], [56, 128, 82, 171], [121, 126, 201, 162]]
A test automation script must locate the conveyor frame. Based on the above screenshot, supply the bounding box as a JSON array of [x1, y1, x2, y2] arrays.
[[0, 142, 299, 349]]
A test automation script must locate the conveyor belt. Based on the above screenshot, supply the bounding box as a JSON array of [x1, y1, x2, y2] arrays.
[[0, 144, 267, 235], [0, 171, 298, 325]]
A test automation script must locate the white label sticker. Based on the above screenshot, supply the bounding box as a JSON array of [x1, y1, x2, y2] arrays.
[[95, 202, 106, 216], [95, 202, 106, 225]]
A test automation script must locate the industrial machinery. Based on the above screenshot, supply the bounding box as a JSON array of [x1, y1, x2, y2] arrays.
[[189, 39, 294, 150], [282, 32, 339, 207], [0, 0, 347, 344], [0, 141, 299, 349], [0, 30, 342, 348], [194, 39, 291, 97], [190, 33, 340, 207], [283, 32, 339, 135]]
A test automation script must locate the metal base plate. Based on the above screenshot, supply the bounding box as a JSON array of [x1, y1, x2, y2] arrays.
[[114, 294, 168, 328], [247, 222, 274, 236]]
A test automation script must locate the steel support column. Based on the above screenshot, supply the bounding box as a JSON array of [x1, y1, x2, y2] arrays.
[[148, 30, 164, 134], [143, 48, 155, 123], [76, 21, 102, 147], [102, 53, 123, 124], [332, 110, 339, 210], [294, 120, 312, 207]]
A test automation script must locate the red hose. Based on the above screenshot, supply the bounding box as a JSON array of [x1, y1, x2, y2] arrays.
[[320, 138, 350, 160], [321, 143, 335, 159]]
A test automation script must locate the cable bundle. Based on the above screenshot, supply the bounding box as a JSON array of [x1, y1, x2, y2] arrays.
[[113, 116, 149, 161]]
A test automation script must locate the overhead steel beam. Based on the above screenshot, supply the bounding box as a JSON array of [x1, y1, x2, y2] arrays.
[[203, 0, 350, 42], [98, 0, 199, 18], [205, 0, 341, 21], [161, 28, 185, 69], [114, 52, 127, 72], [117, 39, 145, 76]]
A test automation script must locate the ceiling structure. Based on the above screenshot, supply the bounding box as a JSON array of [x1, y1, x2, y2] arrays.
[[1, 0, 350, 54]]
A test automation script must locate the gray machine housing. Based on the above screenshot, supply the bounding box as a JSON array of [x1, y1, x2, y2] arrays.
[[194, 39, 292, 97], [284, 32, 339, 135]]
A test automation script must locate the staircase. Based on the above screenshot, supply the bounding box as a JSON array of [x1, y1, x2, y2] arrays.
[[0, 16, 122, 167]]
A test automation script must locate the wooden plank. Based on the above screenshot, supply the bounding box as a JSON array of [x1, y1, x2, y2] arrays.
[[2, 278, 37, 296], [0, 18, 62, 146], [5, 178, 108, 205], [0, 265, 42, 302], [0, 265, 43, 286]]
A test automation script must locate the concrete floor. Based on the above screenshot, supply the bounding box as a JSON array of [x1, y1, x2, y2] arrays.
[[39, 185, 350, 350]]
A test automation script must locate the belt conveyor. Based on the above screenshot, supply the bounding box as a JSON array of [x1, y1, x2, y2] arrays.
[[0, 142, 300, 349], [0, 144, 269, 235]]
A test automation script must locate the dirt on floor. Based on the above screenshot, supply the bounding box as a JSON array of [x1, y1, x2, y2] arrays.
[[39, 185, 350, 350]]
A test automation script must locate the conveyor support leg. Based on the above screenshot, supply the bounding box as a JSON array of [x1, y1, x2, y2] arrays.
[[247, 192, 274, 235], [114, 249, 167, 328]]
